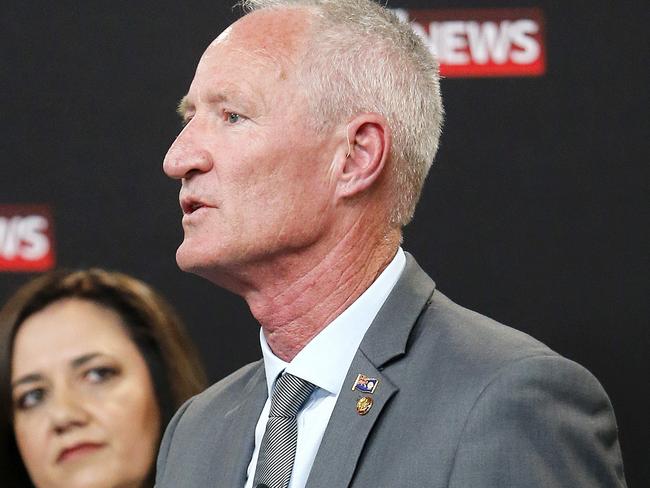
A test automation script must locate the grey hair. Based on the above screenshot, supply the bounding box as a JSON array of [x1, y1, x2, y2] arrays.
[[239, 0, 444, 227]]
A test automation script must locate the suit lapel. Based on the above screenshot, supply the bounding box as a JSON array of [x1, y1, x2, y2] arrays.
[[306, 254, 436, 487], [217, 362, 268, 486], [306, 352, 397, 488]]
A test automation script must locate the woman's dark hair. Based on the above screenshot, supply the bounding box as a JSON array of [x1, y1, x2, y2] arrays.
[[0, 268, 208, 487]]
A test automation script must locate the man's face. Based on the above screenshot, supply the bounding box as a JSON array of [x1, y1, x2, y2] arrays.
[[163, 10, 338, 281]]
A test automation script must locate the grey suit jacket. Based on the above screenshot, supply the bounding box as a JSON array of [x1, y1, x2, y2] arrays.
[[156, 254, 626, 487]]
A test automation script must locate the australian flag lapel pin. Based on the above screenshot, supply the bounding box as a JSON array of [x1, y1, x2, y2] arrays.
[[351, 374, 379, 394]]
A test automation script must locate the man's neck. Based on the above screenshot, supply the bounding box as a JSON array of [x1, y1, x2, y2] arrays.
[[242, 223, 401, 362]]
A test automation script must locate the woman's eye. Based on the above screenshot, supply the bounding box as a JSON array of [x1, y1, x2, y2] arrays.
[[226, 112, 242, 124], [16, 389, 45, 410], [84, 367, 118, 383]]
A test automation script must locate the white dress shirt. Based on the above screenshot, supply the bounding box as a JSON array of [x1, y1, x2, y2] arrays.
[[244, 248, 406, 488]]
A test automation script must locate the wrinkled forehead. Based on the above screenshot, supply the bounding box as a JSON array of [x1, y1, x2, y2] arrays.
[[202, 8, 313, 76]]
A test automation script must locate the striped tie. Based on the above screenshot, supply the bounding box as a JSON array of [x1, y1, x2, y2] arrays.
[[253, 373, 316, 488]]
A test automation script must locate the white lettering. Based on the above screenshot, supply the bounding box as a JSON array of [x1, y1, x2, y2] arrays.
[[19, 216, 50, 260], [395, 10, 541, 68], [433, 21, 470, 65], [0, 215, 50, 260], [0, 217, 20, 259], [465, 21, 511, 65], [510, 19, 540, 64]]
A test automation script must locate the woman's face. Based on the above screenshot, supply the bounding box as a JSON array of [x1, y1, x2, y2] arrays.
[[10, 298, 161, 488]]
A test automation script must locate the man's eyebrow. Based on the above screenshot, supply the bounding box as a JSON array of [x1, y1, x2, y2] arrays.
[[177, 87, 253, 120], [177, 96, 191, 119]]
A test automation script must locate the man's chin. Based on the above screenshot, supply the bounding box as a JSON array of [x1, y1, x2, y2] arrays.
[[175, 243, 230, 279], [176, 246, 209, 274], [175, 246, 247, 294]]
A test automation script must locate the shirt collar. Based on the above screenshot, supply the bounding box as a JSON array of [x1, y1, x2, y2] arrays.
[[260, 248, 406, 396]]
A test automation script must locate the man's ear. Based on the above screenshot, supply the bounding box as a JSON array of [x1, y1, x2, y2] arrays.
[[335, 113, 391, 199]]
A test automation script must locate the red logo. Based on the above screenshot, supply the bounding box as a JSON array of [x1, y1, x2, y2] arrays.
[[395, 8, 546, 77], [0, 205, 56, 272]]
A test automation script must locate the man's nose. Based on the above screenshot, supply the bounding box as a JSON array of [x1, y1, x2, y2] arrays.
[[48, 390, 89, 435], [163, 123, 214, 180]]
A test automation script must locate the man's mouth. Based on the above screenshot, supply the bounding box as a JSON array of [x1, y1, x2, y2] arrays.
[[181, 198, 207, 215]]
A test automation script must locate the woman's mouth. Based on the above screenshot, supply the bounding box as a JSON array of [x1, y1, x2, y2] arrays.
[[57, 442, 106, 463]]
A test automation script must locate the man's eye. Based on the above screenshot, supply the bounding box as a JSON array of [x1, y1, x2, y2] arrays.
[[226, 112, 242, 124], [16, 388, 45, 410], [85, 367, 118, 383]]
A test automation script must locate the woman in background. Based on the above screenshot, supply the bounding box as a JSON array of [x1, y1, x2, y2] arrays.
[[0, 268, 208, 487]]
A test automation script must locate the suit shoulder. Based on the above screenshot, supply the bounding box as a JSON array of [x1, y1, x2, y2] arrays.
[[404, 285, 615, 415], [184, 359, 264, 414], [448, 353, 625, 486], [156, 359, 266, 486], [413, 289, 564, 379]]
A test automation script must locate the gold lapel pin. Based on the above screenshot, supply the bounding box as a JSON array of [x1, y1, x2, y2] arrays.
[[356, 396, 373, 416]]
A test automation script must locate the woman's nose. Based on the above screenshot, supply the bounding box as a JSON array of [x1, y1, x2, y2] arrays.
[[48, 391, 89, 435]]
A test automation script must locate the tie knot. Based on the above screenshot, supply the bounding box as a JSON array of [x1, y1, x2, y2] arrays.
[[269, 373, 315, 418]]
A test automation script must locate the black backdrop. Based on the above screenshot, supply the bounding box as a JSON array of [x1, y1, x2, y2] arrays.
[[1, 1, 647, 485]]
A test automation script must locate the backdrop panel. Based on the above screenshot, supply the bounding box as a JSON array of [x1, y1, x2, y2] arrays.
[[1, 1, 647, 484]]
